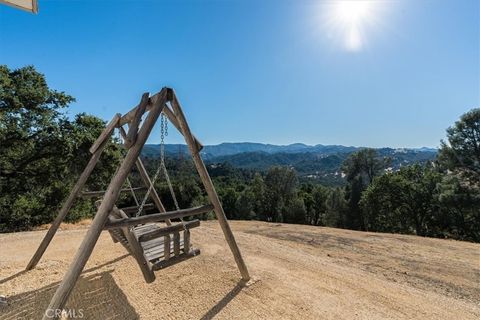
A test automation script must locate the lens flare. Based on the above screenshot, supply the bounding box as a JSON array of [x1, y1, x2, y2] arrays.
[[324, 0, 380, 52]]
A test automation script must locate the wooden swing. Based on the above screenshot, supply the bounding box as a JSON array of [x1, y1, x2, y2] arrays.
[[24, 88, 250, 319], [103, 115, 203, 283]]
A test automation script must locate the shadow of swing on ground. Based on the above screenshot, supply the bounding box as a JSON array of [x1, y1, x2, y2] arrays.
[[0, 270, 29, 286], [199, 280, 247, 320], [0, 253, 131, 287], [83, 253, 130, 274], [0, 270, 139, 320], [0, 254, 251, 320]]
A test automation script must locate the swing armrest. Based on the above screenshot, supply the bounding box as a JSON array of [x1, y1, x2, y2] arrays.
[[137, 220, 200, 242]]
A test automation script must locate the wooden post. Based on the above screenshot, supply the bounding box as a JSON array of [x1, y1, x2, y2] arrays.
[[118, 126, 172, 226], [163, 104, 203, 152], [124, 93, 149, 148], [42, 89, 168, 319], [164, 235, 171, 260], [173, 232, 180, 256], [25, 114, 120, 271], [184, 229, 190, 253], [111, 207, 155, 282], [89, 114, 122, 154], [124, 227, 155, 282], [169, 89, 250, 281]]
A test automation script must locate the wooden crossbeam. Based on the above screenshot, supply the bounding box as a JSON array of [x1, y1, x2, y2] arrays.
[[118, 93, 164, 126], [120, 203, 154, 215], [103, 205, 213, 230], [79, 187, 147, 198], [152, 248, 200, 271], [118, 91, 204, 152]]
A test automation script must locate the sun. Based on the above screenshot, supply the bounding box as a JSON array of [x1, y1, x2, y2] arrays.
[[326, 0, 379, 52], [333, 1, 373, 26]]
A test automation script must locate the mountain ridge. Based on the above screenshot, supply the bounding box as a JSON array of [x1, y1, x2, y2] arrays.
[[142, 142, 437, 158]]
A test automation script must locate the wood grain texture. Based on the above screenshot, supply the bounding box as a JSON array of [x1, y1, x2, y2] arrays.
[[79, 187, 146, 198], [89, 113, 121, 154], [137, 220, 200, 242], [104, 205, 213, 230], [124, 92, 149, 148], [152, 248, 200, 271]]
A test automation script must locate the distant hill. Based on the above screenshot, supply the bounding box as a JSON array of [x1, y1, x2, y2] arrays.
[[143, 142, 435, 158], [207, 148, 436, 186], [142, 142, 437, 186], [142, 142, 359, 158]]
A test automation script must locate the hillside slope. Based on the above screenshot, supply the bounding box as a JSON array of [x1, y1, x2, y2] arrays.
[[142, 143, 437, 186], [0, 221, 478, 320]]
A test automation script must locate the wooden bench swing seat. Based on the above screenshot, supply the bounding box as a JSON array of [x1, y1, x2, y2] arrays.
[[105, 204, 212, 282], [112, 223, 200, 269]]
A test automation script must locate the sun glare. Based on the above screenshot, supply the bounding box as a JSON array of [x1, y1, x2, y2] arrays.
[[334, 1, 372, 26], [325, 0, 380, 52]]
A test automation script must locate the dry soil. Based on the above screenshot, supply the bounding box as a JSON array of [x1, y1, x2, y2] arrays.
[[0, 221, 479, 319]]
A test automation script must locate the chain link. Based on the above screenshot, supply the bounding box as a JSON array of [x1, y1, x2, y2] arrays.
[[135, 165, 162, 217], [162, 161, 180, 211], [160, 113, 165, 161], [126, 177, 139, 207], [115, 129, 140, 207], [165, 113, 168, 136], [134, 115, 166, 218], [135, 112, 180, 217], [160, 113, 180, 211]]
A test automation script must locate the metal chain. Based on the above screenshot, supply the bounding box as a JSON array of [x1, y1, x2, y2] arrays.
[[160, 113, 165, 161], [135, 112, 173, 217], [164, 112, 168, 136], [126, 177, 139, 207], [135, 113, 182, 224], [135, 164, 162, 217], [160, 113, 180, 211], [162, 161, 180, 210], [116, 129, 140, 207]]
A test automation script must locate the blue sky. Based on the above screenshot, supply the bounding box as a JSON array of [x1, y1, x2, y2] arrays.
[[0, 0, 478, 148]]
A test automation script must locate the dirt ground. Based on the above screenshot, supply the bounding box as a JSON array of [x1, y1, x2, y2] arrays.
[[0, 221, 479, 319]]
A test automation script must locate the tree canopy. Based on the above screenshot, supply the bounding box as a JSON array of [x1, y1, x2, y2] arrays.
[[0, 65, 120, 231]]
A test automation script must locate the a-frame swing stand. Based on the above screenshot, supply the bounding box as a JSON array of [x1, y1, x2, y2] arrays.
[[24, 88, 250, 319]]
